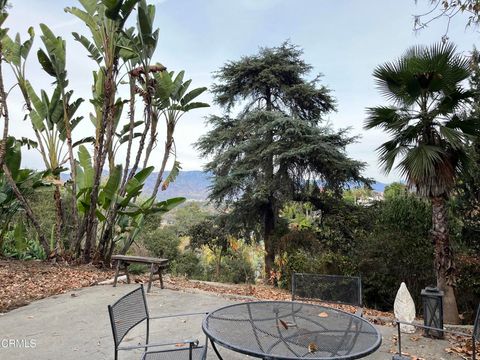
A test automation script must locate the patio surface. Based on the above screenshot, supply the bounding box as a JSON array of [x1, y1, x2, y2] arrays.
[[0, 284, 465, 359]]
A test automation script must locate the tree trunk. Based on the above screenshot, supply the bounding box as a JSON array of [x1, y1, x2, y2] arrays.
[[53, 184, 64, 255], [2, 164, 50, 256], [84, 59, 118, 262], [431, 196, 460, 324], [263, 199, 275, 277]]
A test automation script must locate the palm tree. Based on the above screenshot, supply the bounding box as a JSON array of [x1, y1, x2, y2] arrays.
[[365, 43, 476, 324]]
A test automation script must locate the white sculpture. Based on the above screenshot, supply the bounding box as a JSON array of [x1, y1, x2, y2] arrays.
[[394, 282, 416, 333]]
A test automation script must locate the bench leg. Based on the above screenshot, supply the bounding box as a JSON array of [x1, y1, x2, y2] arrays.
[[125, 263, 130, 284], [158, 267, 164, 289], [147, 263, 155, 293], [113, 260, 121, 287]]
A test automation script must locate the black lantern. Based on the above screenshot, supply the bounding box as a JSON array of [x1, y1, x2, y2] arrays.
[[421, 286, 444, 338]]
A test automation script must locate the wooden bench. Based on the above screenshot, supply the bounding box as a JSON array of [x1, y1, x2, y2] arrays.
[[111, 255, 169, 293]]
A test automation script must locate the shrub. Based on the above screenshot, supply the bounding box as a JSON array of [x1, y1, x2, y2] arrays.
[[276, 249, 356, 290], [141, 226, 180, 260], [356, 193, 435, 311], [170, 250, 204, 279]]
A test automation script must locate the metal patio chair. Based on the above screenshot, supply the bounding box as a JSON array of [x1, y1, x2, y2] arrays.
[[291, 273, 363, 316], [108, 285, 207, 360], [393, 303, 480, 360]]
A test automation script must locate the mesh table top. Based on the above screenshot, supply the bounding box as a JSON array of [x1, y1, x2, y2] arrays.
[[202, 301, 381, 360]]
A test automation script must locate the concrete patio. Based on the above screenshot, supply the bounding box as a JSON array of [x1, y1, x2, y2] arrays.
[[0, 284, 465, 359]]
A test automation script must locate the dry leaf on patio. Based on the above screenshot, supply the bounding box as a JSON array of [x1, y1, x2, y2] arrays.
[[318, 312, 328, 318], [308, 342, 318, 353], [279, 319, 289, 329]]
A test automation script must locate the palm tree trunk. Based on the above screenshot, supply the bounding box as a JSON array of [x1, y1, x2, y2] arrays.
[[431, 196, 460, 324]]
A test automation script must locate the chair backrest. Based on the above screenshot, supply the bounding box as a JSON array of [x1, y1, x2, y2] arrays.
[[108, 285, 149, 348], [292, 273, 362, 307], [474, 304, 480, 341]]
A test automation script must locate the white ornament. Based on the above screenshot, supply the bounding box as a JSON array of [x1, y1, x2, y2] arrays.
[[394, 282, 416, 333]]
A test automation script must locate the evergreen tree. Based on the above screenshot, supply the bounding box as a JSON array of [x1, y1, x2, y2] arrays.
[[196, 42, 366, 275]]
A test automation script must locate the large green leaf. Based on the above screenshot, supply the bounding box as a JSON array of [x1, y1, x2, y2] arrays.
[[180, 87, 207, 106], [4, 137, 21, 179], [72, 32, 103, 64], [37, 49, 56, 77], [78, 145, 94, 188], [99, 164, 122, 209], [1, 34, 20, 66], [25, 81, 47, 118]]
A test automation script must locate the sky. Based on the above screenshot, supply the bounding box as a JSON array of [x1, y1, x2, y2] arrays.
[[3, 0, 480, 183]]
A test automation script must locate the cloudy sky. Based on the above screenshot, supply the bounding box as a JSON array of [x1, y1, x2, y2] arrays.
[[3, 0, 479, 183]]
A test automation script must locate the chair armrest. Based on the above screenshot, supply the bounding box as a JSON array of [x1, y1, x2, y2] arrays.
[[149, 311, 209, 320], [118, 339, 199, 351]]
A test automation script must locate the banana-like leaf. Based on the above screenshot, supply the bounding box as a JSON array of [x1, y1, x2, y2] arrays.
[[125, 166, 154, 194], [72, 32, 103, 64], [37, 48, 56, 77], [20, 27, 35, 60], [161, 160, 181, 191], [5, 137, 21, 179], [99, 164, 122, 209], [117, 120, 143, 137], [119, 132, 142, 145], [72, 136, 95, 148], [182, 101, 210, 112], [1, 34, 20, 66], [65, 7, 103, 50], [79, 0, 97, 14], [180, 87, 207, 106], [78, 145, 94, 188], [25, 81, 47, 118], [17, 137, 38, 149], [174, 79, 191, 101]]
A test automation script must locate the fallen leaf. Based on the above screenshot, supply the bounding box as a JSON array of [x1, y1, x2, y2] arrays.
[[279, 319, 288, 330], [318, 312, 329, 318], [308, 342, 318, 353]]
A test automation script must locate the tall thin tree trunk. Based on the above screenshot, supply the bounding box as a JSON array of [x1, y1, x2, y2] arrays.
[[263, 199, 275, 277], [142, 110, 158, 169], [60, 87, 79, 250], [84, 59, 118, 262], [0, 45, 48, 256], [3, 164, 50, 255], [431, 196, 460, 324], [151, 129, 173, 198], [53, 183, 64, 255]]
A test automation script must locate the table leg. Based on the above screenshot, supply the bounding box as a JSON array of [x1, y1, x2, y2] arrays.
[[113, 260, 121, 287], [210, 339, 224, 360]]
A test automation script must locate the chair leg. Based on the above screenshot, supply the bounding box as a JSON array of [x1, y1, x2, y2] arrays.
[[113, 260, 121, 287]]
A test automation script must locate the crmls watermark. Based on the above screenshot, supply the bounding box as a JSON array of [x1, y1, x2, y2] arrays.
[[0, 338, 36, 349]]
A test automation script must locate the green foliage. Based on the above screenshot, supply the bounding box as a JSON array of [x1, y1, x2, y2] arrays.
[[276, 250, 356, 290], [128, 263, 148, 274], [357, 193, 434, 310], [170, 250, 203, 278], [196, 42, 367, 274], [142, 226, 180, 260], [365, 43, 476, 197], [1, 229, 46, 260]]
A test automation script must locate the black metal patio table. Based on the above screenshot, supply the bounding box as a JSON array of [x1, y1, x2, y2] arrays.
[[202, 301, 382, 360]]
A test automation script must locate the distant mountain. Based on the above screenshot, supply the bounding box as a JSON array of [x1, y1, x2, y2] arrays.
[[63, 170, 389, 200], [151, 171, 212, 200]]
